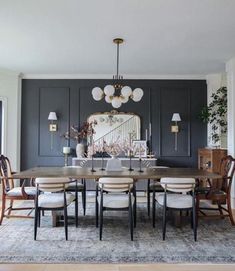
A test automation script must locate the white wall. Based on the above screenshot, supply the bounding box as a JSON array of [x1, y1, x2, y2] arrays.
[[226, 58, 235, 208], [0, 69, 22, 171]]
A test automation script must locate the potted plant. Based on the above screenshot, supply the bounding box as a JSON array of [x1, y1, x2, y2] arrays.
[[199, 86, 227, 147]]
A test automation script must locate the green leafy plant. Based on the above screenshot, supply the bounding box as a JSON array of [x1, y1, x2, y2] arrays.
[[199, 86, 227, 145]]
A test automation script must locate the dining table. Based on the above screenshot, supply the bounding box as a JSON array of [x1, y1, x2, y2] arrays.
[[12, 166, 221, 180], [11, 166, 222, 227]]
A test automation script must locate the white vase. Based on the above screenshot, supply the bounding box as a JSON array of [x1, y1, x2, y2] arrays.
[[106, 155, 122, 171], [76, 143, 85, 158]]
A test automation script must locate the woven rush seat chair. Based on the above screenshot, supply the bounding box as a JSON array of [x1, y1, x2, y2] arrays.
[[153, 177, 197, 241], [196, 155, 235, 225], [96, 177, 135, 241], [0, 155, 36, 225], [34, 177, 78, 240]]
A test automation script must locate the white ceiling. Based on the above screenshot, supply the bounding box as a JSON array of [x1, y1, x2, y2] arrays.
[[1, 0, 235, 77]]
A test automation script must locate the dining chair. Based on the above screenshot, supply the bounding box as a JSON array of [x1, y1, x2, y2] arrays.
[[153, 177, 197, 241], [0, 155, 36, 225], [34, 177, 78, 240], [196, 155, 235, 225], [147, 166, 169, 216], [65, 166, 86, 216], [96, 177, 135, 241]]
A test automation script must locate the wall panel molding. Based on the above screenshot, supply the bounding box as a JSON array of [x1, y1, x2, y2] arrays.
[[21, 79, 207, 170]]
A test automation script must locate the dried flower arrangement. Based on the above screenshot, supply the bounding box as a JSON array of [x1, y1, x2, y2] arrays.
[[62, 120, 97, 143]]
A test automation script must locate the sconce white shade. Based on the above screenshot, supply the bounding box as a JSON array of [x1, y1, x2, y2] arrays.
[[171, 113, 181, 122], [48, 112, 57, 121]]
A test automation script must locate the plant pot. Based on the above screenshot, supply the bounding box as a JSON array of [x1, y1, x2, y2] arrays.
[[76, 143, 85, 158]]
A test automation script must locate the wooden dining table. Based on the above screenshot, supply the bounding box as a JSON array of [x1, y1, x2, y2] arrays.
[[12, 166, 221, 180], [11, 166, 221, 227]]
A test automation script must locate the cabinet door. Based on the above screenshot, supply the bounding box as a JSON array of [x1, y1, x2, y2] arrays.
[[198, 150, 212, 172]]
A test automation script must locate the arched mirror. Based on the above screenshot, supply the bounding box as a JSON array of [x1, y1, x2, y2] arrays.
[[87, 110, 141, 145]]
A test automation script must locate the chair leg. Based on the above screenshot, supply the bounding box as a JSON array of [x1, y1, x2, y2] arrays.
[[195, 196, 200, 227], [82, 179, 86, 216], [38, 209, 41, 227], [192, 206, 197, 242], [218, 203, 224, 219], [7, 200, 13, 216], [133, 185, 137, 228], [147, 179, 150, 217], [0, 195, 6, 225], [162, 205, 166, 241], [34, 206, 38, 240], [96, 184, 99, 228], [129, 204, 134, 241], [152, 192, 156, 228], [227, 194, 235, 226], [64, 206, 68, 241], [190, 210, 192, 229], [99, 204, 103, 241], [75, 193, 78, 228]]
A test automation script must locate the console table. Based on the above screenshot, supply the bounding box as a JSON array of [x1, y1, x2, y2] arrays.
[[72, 157, 157, 190]]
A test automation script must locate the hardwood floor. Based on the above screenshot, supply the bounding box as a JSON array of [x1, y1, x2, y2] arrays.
[[0, 264, 235, 271]]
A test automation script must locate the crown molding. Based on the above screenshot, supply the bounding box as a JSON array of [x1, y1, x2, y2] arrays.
[[22, 73, 206, 80]]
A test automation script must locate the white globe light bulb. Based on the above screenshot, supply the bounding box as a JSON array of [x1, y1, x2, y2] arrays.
[[93, 93, 103, 101], [104, 85, 115, 96], [122, 95, 129, 103], [132, 88, 144, 102], [133, 88, 143, 97], [121, 86, 132, 97], [111, 97, 122, 108], [105, 95, 112, 103], [92, 87, 103, 97]]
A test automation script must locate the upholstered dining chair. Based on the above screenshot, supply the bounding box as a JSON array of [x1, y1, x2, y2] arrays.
[[196, 155, 235, 225], [153, 177, 197, 241], [65, 166, 86, 216], [34, 177, 78, 240], [0, 155, 36, 225], [96, 177, 135, 241], [147, 166, 169, 216]]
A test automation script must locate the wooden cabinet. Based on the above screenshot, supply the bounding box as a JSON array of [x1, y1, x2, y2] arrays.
[[198, 148, 227, 173]]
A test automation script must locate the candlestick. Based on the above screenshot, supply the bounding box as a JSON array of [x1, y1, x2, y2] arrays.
[[128, 132, 134, 171], [64, 153, 68, 167], [91, 134, 96, 172], [100, 139, 105, 171], [149, 123, 152, 139], [138, 158, 143, 173]]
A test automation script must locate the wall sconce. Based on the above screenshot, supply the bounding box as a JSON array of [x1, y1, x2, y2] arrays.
[[171, 113, 181, 151], [48, 112, 58, 149]]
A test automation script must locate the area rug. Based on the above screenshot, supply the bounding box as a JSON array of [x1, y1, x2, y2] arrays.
[[0, 199, 235, 264]]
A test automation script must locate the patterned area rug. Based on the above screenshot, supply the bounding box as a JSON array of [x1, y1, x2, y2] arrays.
[[0, 199, 235, 263]]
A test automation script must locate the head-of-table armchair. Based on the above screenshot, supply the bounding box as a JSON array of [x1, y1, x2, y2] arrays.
[[0, 155, 36, 225], [196, 155, 235, 225]]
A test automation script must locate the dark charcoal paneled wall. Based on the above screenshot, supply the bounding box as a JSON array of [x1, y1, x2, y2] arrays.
[[21, 79, 207, 170]]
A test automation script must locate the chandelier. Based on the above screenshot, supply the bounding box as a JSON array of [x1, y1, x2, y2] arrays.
[[91, 38, 144, 108]]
